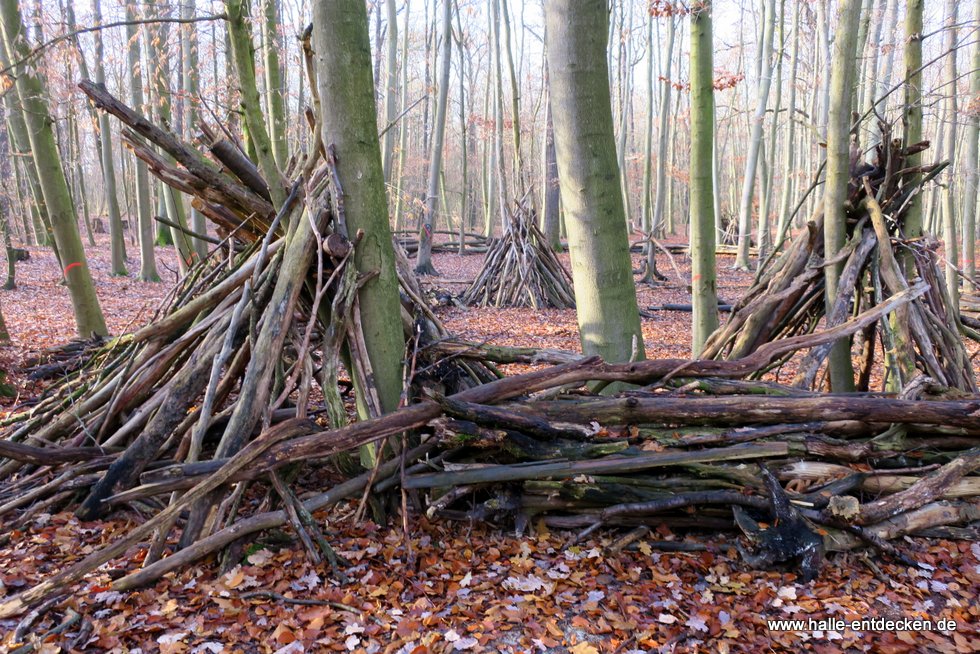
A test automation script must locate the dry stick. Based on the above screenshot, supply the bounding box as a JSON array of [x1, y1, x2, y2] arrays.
[[404, 442, 789, 488], [130, 242, 280, 344], [150, 284, 927, 489], [179, 187, 314, 545], [856, 447, 980, 525], [269, 471, 320, 564], [79, 81, 274, 220], [9, 609, 82, 654], [0, 286, 925, 616], [239, 590, 361, 613], [0, 419, 312, 619], [793, 228, 877, 388], [142, 281, 255, 568], [110, 442, 437, 594]]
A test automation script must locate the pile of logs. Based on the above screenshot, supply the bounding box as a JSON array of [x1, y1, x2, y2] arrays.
[[462, 203, 575, 309], [703, 126, 976, 394], [0, 87, 978, 622], [395, 230, 492, 255]]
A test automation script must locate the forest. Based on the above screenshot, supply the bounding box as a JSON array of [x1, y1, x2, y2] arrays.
[[0, 0, 978, 651]]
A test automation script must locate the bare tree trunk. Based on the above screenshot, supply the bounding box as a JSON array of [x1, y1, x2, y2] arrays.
[[382, 0, 399, 183], [734, 0, 776, 270], [181, 0, 209, 263], [145, 0, 196, 273], [491, 0, 509, 228], [962, 0, 980, 292], [225, 0, 286, 209], [941, 0, 959, 310], [690, 0, 719, 355], [540, 59, 561, 250], [545, 0, 645, 366], [415, 0, 451, 275], [773, 0, 800, 251], [92, 0, 129, 275], [641, 13, 676, 284], [0, 35, 49, 247], [902, 0, 924, 249], [125, 1, 159, 282], [0, 0, 108, 336], [313, 0, 407, 417], [261, 0, 288, 171], [392, 0, 411, 230], [823, 0, 863, 392], [499, 0, 524, 195]]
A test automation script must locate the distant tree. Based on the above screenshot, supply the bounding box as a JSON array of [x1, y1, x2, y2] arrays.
[[963, 0, 980, 292], [125, 1, 160, 282], [92, 0, 129, 276], [416, 0, 452, 275], [940, 0, 958, 309], [143, 0, 196, 273], [734, 0, 776, 270], [544, 0, 645, 364]]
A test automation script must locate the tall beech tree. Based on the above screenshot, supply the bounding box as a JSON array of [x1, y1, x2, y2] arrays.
[[822, 0, 862, 392], [313, 0, 407, 416], [0, 0, 107, 337], [544, 0, 644, 364], [690, 0, 719, 355]]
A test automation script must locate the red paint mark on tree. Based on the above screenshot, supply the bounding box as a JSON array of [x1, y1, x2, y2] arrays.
[[63, 262, 83, 275]]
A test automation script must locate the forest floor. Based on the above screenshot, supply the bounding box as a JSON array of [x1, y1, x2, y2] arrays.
[[0, 235, 978, 653]]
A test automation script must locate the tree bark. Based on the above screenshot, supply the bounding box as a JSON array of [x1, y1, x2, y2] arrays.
[[125, 2, 159, 282], [313, 0, 407, 417], [544, 0, 645, 365], [415, 0, 452, 275], [0, 0, 108, 337], [963, 0, 980, 292], [822, 0, 862, 392], [690, 1, 719, 355], [92, 0, 129, 275]]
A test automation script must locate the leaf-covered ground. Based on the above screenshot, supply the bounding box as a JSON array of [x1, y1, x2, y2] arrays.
[[1, 238, 978, 653]]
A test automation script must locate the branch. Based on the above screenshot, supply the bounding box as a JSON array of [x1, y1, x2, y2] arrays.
[[1, 14, 228, 78]]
